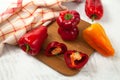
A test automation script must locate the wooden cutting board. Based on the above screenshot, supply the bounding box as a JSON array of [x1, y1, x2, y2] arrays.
[[34, 20, 94, 76]]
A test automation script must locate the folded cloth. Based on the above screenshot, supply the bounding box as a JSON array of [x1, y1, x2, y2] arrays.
[[0, 0, 74, 55]]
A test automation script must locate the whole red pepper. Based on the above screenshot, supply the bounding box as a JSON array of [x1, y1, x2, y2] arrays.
[[85, 0, 103, 21], [58, 26, 79, 41], [18, 26, 48, 55], [57, 10, 80, 30], [45, 41, 67, 56], [64, 50, 89, 69]]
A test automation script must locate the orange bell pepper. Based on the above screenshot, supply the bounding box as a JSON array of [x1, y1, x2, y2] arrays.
[[82, 23, 115, 57]]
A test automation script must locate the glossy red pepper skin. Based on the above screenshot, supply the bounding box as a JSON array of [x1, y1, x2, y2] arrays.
[[57, 10, 80, 30], [85, 0, 103, 21], [64, 50, 89, 69], [18, 26, 48, 55], [45, 41, 67, 56], [58, 26, 79, 41]]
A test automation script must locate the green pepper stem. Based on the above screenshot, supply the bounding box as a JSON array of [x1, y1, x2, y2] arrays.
[[26, 44, 30, 52], [64, 14, 73, 20], [91, 14, 97, 22], [91, 16, 95, 22]]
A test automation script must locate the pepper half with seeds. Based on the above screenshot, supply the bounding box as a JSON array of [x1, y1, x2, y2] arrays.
[[64, 50, 89, 69], [45, 41, 67, 56]]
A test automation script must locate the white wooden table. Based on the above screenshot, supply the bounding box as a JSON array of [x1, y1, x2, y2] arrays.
[[0, 0, 120, 80]]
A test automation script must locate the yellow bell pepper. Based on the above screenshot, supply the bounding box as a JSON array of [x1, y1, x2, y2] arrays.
[[82, 23, 115, 57]]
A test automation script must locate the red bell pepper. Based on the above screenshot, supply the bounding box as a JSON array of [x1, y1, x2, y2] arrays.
[[58, 26, 79, 41], [64, 50, 89, 69], [56, 10, 80, 30], [45, 41, 67, 56], [18, 26, 48, 55], [85, 0, 103, 21]]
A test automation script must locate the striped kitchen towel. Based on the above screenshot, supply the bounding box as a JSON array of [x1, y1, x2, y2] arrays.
[[0, 0, 74, 55]]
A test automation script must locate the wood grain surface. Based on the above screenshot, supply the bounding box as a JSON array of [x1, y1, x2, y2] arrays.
[[34, 20, 94, 76]]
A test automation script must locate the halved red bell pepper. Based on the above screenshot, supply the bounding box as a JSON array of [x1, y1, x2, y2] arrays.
[[45, 41, 67, 56], [18, 26, 48, 56], [57, 10, 80, 30], [58, 26, 79, 41], [64, 50, 89, 69]]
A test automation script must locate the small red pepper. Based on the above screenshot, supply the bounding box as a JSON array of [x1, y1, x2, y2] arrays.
[[18, 26, 48, 55], [85, 0, 103, 21], [58, 26, 79, 41], [64, 50, 89, 69], [45, 41, 67, 56], [57, 10, 80, 30]]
